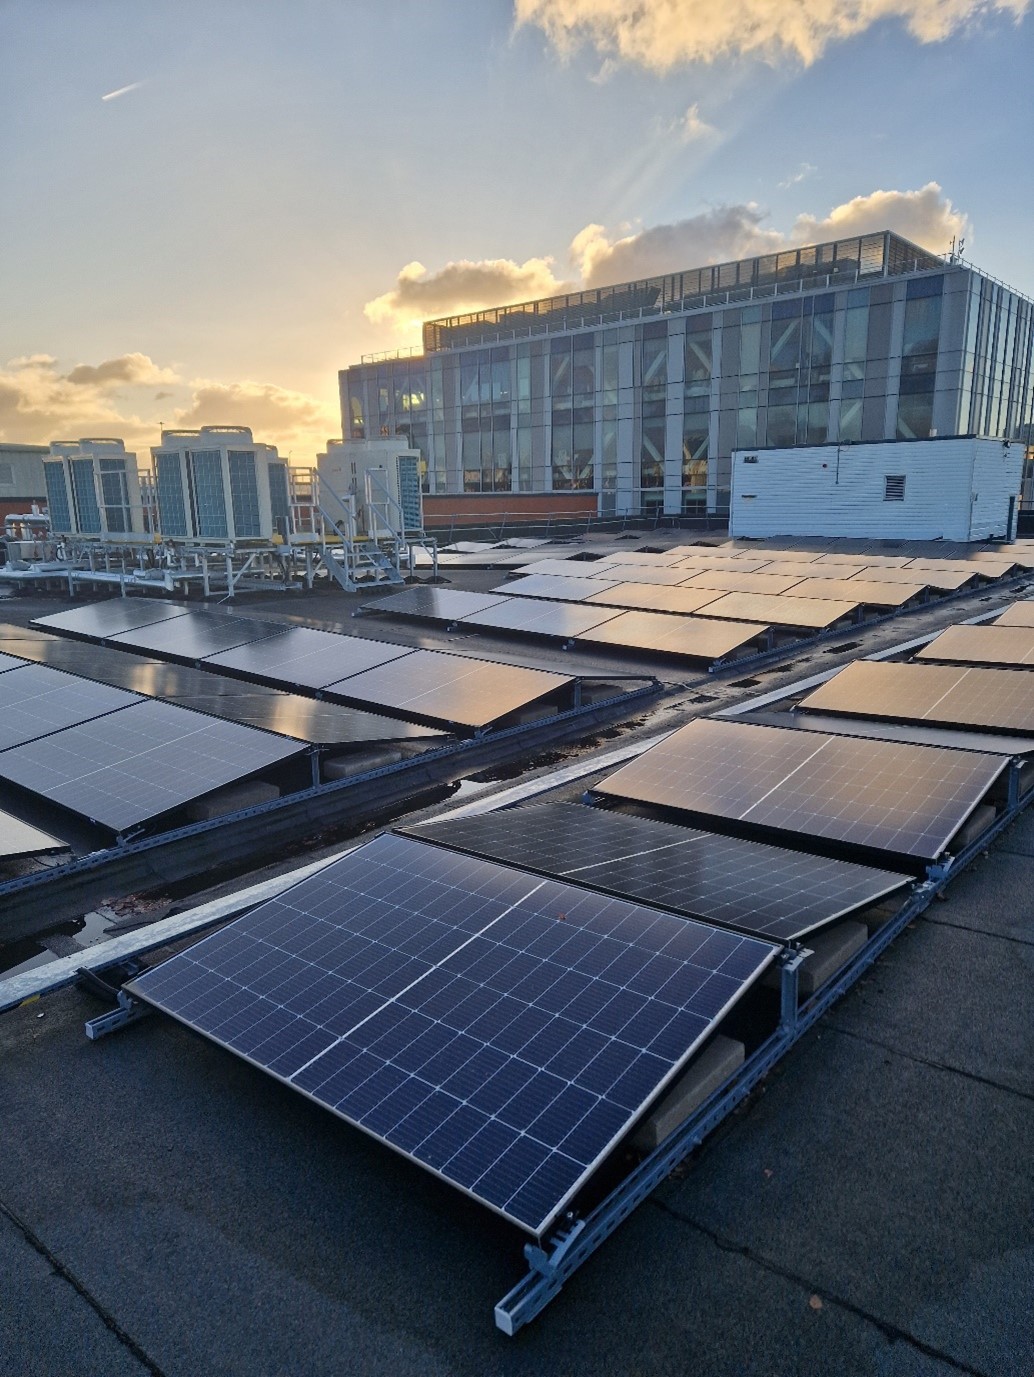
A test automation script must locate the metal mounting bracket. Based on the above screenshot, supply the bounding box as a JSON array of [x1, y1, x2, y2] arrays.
[[84, 989, 150, 1041]]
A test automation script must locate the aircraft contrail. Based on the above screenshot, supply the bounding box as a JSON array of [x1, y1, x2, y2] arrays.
[[101, 81, 144, 102]]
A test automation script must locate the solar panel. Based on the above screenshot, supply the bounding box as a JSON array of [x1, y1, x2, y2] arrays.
[[461, 599, 621, 639], [906, 558, 1009, 580], [582, 583, 725, 616], [0, 663, 143, 751], [844, 565, 974, 592], [0, 699, 305, 832], [797, 660, 1034, 734], [575, 611, 765, 662], [107, 611, 285, 661], [753, 560, 862, 580], [816, 553, 913, 568], [994, 602, 1034, 628], [188, 692, 447, 745], [915, 624, 1034, 669], [492, 575, 619, 603], [591, 565, 693, 587], [673, 556, 773, 574], [598, 551, 687, 568], [409, 803, 909, 941], [364, 587, 513, 621], [743, 549, 822, 564], [324, 649, 573, 729], [125, 832, 778, 1235], [203, 627, 415, 690], [785, 577, 924, 607], [0, 651, 29, 673], [0, 808, 68, 859], [513, 559, 615, 579], [593, 718, 1006, 863], [693, 592, 859, 629], [32, 599, 193, 640], [680, 570, 805, 595]]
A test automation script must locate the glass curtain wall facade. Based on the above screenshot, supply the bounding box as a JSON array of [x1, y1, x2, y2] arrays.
[[341, 231, 1034, 516]]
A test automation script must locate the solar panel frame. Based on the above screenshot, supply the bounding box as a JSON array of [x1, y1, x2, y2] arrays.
[[0, 698, 306, 832], [0, 663, 144, 751], [593, 717, 1007, 863], [408, 803, 910, 941], [202, 627, 416, 690], [125, 832, 779, 1236]]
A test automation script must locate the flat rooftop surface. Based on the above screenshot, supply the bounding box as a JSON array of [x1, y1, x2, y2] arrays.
[[1, 806, 1031, 1376]]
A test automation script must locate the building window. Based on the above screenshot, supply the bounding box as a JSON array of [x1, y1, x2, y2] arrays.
[[884, 474, 906, 501]]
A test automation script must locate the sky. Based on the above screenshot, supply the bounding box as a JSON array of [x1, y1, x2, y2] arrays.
[[1, 0, 1031, 464]]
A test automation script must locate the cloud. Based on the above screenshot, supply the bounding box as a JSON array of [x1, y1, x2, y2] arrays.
[[174, 380, 339, 456], [64, 353, 178, 388], [667, 103, 719, 143], [0, 354, 154, 450], [779, 162, 818, 189], [790, 182, 967, 249], [364, 256, 572, 332], [572, 206, 784, 285], [572, 183, 966, 287], [101, 81, 144, 101], [514, 0, 1029, 68]]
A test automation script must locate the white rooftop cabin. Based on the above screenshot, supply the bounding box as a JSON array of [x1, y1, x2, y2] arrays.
[[730, 436, 1024, 543]]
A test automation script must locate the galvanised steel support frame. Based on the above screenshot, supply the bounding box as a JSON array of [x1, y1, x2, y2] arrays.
[[493, 758, 1029, 1335]]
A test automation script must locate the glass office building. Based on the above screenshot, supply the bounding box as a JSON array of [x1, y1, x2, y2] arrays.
[[340, 230, 1034, 517]]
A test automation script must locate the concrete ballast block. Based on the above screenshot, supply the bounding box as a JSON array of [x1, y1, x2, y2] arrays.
[[632, 1034, 745, 1151], [185, 780, 280, 822]]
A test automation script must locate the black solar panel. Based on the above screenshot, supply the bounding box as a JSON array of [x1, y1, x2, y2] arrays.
[[32, 599, 193, 639], [583, 583, 724, 616], [0, 699, 305, 832], [461, 599, 621, 639], [593, 718, 1006, 863], [798, 660, 1034, 734], [365, 587, 512, 622], [125, 833, 777, 1235], [409, 803, 909, 940], [694, 591, 860, 629], [204, 627, 415, 690], [323, 650, 572, 729], [0, 808, 67, 859], [0, 663, 143, 751], [107, 611, 285, 661], [756, 710, 1034, 757]]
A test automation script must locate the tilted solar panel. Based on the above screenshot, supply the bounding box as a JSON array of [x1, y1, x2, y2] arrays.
[[107, 611, 285, 661], [916, 623, 1034, 668], [798, 659, 1034, 734], [409, 803, 909, 940], [365, 587, 513, 621], [126, 833, 778, 1235], [205, 627, 415, 690], [0, 663, 143, 751], [0, 698, 304, 832], [593, 718, 1006, 863], [32, 598, 193, 640]]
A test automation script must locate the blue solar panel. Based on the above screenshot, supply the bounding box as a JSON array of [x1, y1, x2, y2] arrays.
[[127, 833, 777, 1235]]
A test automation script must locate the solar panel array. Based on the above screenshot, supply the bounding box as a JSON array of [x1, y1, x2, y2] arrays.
[[593, 718, 1006, 863], [409, 803, 909, 941], [995, 601, 1034, 628], [30, 601, 581, 731], [126, 833, 778, 1235], [798, 659, 1034, 734], [32, 599, 194, 639]]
